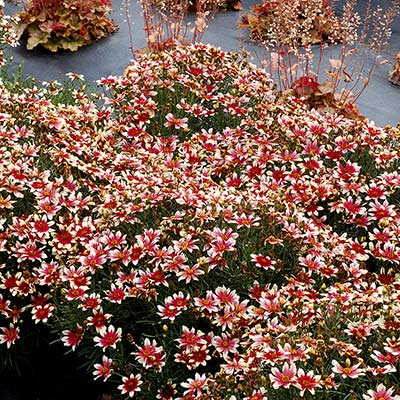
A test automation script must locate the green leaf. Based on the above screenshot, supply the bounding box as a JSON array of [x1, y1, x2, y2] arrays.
[[26, 29, 51, 50]]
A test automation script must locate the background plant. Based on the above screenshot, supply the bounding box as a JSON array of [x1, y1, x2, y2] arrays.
[[123, 0, 224, 55], [241, 0, 400, 108], [13, 0, 118, 52], [389, 51, 400, 85]]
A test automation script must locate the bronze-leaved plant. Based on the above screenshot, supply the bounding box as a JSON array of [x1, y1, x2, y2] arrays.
[[14, 0, 118, 52]]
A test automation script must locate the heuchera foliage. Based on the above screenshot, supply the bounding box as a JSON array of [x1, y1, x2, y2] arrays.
[[13, 0, 117, 52], [240, 0, 342, 46], [0, 20, 399, 400]]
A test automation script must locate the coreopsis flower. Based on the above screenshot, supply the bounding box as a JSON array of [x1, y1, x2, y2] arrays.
[[61, 325, 83, 351], [175, 344, 211, 369], [94, 325, 122, 351], [172, 235, 199, 253], [212, 333, 239, 358], [93, 355, 113, 381], [80, 293, 101, 311], [251, 254, 276, 270], [164, 113, 188, 130], [279, 343, 309, 362], [384, 337, 400, 356], [370, 200, 396, 221], [0, 324, 20, 348], [214, 306, 237, 331], [295, 368, 322, 396], [194, 291, 218, 313], [31, 304, 54, 323], [243, 388, 268, 400], [80, 251, 107, 271], [13, 241, 47, 262], [157, 292, 190, 321], [134, 338, 166, 370], [214, 286, 240, 306], [107, 283, 126, 303], [331, 360, 365, 378], [157, 382, 177, 399], [118, 373, 142, 397], [65, 286, 87, 301], [344, 321, 375, 339], [269, 362, 297, 389], [181, 373, 207, 396], [367, 365, 397, 376], [31, 216, 55, 241], [371, 350, 399, 365], [176, 263, 204, 283], [363, 384, 400, 400], [87, 307, 111, 331], [177, 326, 208, 350], [53, 229, 74, 249]]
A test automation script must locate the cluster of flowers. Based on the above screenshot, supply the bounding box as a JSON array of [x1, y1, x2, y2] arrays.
[[0, 1, 18, 65], [0, 37, 399, 399]]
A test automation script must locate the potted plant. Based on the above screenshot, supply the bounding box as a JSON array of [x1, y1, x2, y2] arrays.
[[13, 0, 118, 52]]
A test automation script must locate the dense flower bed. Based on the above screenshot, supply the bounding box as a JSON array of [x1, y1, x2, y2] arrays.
[[0, 31, 400, 400]]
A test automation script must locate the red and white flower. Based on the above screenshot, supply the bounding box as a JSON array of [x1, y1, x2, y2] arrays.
[[0, 323, 20, 348], [94, 325, 122, 351], [93, 355, 113, 381], [118, 373, 142, 397], [363, 383, 400, 400], [331, 360, 365, 379], [269, 362, 297, 389]]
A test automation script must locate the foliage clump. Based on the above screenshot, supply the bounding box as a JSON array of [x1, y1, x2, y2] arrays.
[[240, 0, 343, 47], [389, 52, 400, 86], [13, 0, 117, 52]]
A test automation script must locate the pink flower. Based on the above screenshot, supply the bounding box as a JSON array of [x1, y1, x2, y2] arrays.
[[107, 284, 126, 303], [295, 368, 321, 396], [212, 333, 239, 358], [251, 254, 276, 270], [31, 304, 54, 323], [244, 388, 268, 400], [135, 338, 166, 370], [181, 373, 207, 396], [176, 263, 204, 283], [331, 360, 365, 378], [269, 362, 297, 389], [94, 325, 122, 351], [177, 326, 207, 350], [363, 384, 400, 400], [194, 291, 218, 313], [61, 325, 83, 351], [165, 113, 188, 129], [371, 350, 399, 365], [93, 355, 113, 381], [87, 308, 111, 331], [214, 286, 239, 306], [118, 373, 142, 397], [0, 324, 20, 348]]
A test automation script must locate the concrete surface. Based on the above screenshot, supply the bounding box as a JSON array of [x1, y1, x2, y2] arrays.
[[2, 0, 400, 126]]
